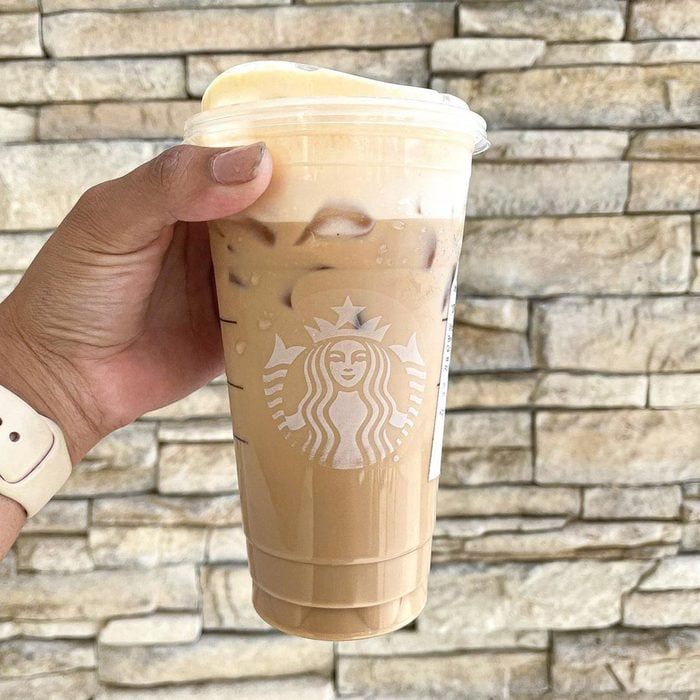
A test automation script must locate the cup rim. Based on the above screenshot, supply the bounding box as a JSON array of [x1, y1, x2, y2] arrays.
[[184, 95, 489, 155]]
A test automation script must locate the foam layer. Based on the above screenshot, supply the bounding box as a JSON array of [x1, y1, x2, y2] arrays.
[[189, 61, 481, 221], [201, 60, 454, 111]]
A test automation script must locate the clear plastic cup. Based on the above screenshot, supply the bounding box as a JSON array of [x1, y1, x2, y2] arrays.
[[185, 93, 487, 640]]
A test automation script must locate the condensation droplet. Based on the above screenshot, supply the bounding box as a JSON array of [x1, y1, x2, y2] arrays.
[[258, 319, 272, 330], [250, 273, 260, 286], [393, 455, 400, 462], [392, 221, 405, 231], [378, 244, 388, 254], [376, 256, 383, 264], [235, 341, 247, 355]]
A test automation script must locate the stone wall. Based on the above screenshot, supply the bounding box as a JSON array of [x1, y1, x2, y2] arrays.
[[0, 0, 699, 697]]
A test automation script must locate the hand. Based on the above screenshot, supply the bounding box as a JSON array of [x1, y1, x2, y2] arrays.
[[0, 143, 272, 464]]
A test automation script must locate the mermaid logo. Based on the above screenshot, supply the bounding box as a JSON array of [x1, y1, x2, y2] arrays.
[[263, 297, 426, 469]]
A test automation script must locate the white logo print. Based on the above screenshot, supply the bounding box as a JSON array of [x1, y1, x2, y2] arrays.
[[263, 297, 426, 470]]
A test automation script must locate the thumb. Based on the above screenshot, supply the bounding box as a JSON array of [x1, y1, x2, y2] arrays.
[[61, 143, 272, 253]]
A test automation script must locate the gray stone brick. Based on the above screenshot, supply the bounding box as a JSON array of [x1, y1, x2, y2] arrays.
[[44, 5, 453, 57], [467, 162, 629, 216], [533, 297, 700, 372], [459, 0, 625, 40], [461, 216, 691, 296], [441, 64, 700, 128], [0, 59, 184, 104]]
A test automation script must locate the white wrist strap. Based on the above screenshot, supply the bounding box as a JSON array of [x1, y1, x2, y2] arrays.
[[0, 385, 72, 517]]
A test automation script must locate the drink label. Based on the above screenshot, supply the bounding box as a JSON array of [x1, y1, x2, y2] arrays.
[[428, 265, 458, 481]]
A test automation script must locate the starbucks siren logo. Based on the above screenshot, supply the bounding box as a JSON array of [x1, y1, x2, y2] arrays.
[[263, 297, 426, 469]]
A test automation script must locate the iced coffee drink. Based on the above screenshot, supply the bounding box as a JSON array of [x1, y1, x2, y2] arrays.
[[185, 62, 487, 640]]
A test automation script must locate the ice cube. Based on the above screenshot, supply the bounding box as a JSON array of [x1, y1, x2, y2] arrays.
[[295, 206, 374, 244]]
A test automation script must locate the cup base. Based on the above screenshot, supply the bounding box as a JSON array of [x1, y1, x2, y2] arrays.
[[252, 582, 427, 641]]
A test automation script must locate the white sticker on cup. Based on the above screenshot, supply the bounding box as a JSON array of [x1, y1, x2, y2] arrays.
[[428, 265, 458, 481]]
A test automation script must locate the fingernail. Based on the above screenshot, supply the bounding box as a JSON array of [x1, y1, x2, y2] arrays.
[[211, 142, 266, 185]]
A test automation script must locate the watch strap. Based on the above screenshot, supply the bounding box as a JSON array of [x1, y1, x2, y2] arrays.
[[0, 385, 72, 517]]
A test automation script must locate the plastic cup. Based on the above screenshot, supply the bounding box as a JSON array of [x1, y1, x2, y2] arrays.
[[185, 91, 487, 640]]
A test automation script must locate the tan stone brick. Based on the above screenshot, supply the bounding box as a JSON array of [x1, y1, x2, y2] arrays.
[[533, 298, 700, 372], [22, 499, 89, 533], [434, 518, 575, 561], [338, 629, 548, 656], [552, 628, 700, 693], [96, 677, 335, 700], [146, 384, 230, 420], [437, 485, 580, 517], [452, 298, 530, 371], [0, 12, 40, 58], [639, 555, 700, 590], [541, 40, 700, 65], [459, 0, 624, 40], [443, 411, 530, 449], [206, 527, 248, 563], [460, 216, 691, 295], [467, 163, 629, 216], [60, 423, 158, 497], [0, 107, 35, 142], [625, 590, 700, 627], [0, 142, 171, 230], [44, 5, 453, 57], [159, 443, 237, 495], [442, 64, 700, 128], [158, 418, 233, 443], [0, 59, 184, 104], [629, 162, 700, 212], [98, 634, 333, 685], [422, 560, 651, 633], [99, 613, 201, 646], [482, 129, 629, 160], [201, 565, 268, 631], [447, 373, 536, 409], [682, 522, 700, 549], [451, 323, 531, 371], [39, 101, 199, 140], [0, 232, 49, 270], [650, 374, 700, 407], [533, 373, 648, 408], [338, 653, 548, 697], [630, 0, 700, 39], [693, 256, 700, 293], [436, 521, 680, 562], [629, 130, 700, 161], [15, 535, 93, 573], [187, 48, 428, 96], [6, 620, 97, 639], [92, 495, 242, 526], [89, 526, 207, 567], [440, 448, 532, 485], [0, 640, 95, 677], [455, 298, 528, 333], [537, 410, 700, 484], [432, 38, 545, 72], [0, 565, 198, 619], [45, 0, 288, 8], [584, 486, 682, 520], [0, 1, 37, 9]]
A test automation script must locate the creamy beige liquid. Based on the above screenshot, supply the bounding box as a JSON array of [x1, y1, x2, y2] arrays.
[[210, 213, 463, 639]]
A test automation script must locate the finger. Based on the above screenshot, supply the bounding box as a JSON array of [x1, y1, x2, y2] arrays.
[[62, 143, 273, 253]]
